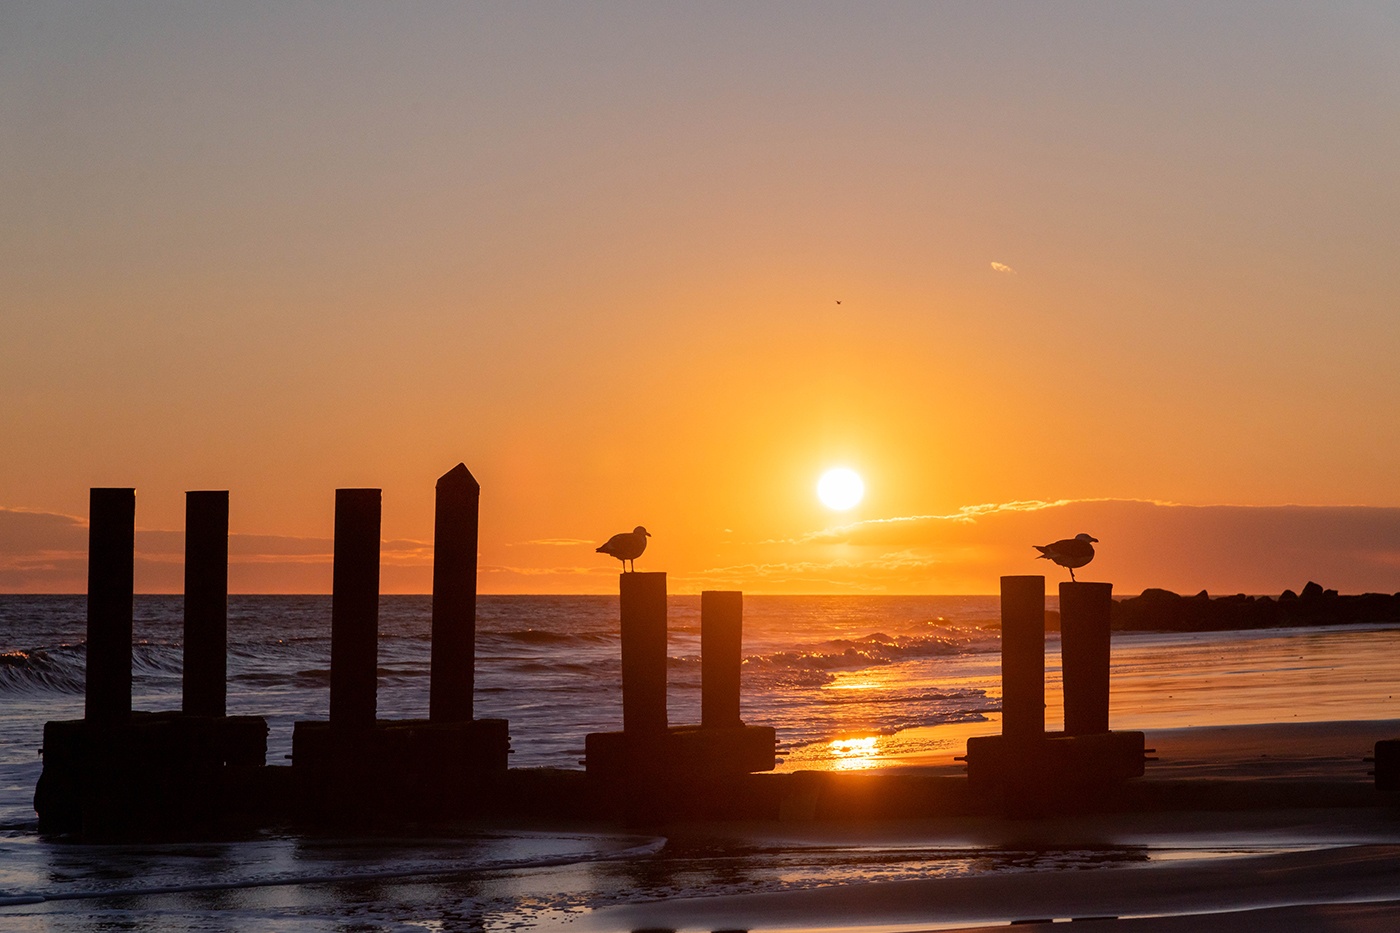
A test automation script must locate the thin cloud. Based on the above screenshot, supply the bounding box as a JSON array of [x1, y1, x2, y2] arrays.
[[772, 499, 1091, 545], [990, 261, 1017, 275], [480, 564, 604, 576], [508, 538, 598, 547], [757, 498, 1400, 593]]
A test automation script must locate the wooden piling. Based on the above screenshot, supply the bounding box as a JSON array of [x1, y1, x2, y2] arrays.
[[1060, 581, 1113, 736], [430, 464, 479, 723], [86, 488, 135, 723], [620, 572, 667, 734], [330, 489, 381, 730], [1000, 575, 1045, 740], [701, 590, 743, 729], [183, 491, 229, 718]]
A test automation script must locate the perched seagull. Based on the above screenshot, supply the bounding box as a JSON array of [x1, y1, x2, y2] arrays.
[[1034, 533, 1098, 582], [596, 526, 651, 572]]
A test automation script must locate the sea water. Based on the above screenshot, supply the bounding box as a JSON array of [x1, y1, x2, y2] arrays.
[[4, 595, 1400, 931], [0, 595, 1007, 823]]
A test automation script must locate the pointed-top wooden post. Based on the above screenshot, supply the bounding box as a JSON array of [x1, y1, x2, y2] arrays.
[[183, 490, 229, 718], [86, 488, 135, 723], [430, 463, 479, 723]]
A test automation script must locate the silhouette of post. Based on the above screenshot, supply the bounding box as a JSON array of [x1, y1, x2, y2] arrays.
[[620, 572, 667, 734], [86, 488, 135, 723], [330, 489, 380, 730], [1000, 575, 1045, 740], [182, 491, 229, 718], [701, 590, 743, 729], [1060, 581, 1113, 735], [430, 464, 479, 723]]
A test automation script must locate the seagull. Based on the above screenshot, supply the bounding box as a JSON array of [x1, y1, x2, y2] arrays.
[[1034, 533, 1098, 581], [596, 526, 651, 572]]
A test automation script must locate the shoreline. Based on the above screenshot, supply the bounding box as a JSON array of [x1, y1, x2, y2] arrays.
[[8, 717, 1400, 932], [575, 717, 1400, 933], [586, 845, 1400, 933]]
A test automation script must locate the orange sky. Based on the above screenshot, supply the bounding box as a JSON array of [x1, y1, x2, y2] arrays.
[[3, 4, 1399, 595]]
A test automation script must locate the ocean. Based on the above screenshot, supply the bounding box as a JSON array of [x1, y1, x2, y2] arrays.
[[4, 594, 1400, 930]]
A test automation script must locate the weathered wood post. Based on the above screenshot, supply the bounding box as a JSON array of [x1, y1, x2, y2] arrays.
[[966, 576, 1144, 794], [1000, 575, 1045, 740], [183, 490, 229, 718], [330, 488, 381, 730], [587, 576, 774, 786], [1060, 581, 1113, 736], [86, 488, 135, 724], [701, 590, 743, 729], [430, 463, 479, 723], [620, 572, 668, 734]]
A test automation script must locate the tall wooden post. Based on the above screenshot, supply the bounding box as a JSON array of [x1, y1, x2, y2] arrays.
[[183, 490, 229, 718], [86, 488, 135, 723], [1060, 581, 1113, 735], [330, 488, 380, 730], [701, 590, 743, 729], [620, 572, 667, 734], [430, 464, 479, 723], [1000, 575, 1045, 740]]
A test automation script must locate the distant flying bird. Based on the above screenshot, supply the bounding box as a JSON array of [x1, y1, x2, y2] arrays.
[[596, 526, 651, 572], [1034, 533, 1098, 581]]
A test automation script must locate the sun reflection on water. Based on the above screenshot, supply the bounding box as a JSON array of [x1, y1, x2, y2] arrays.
[[828, 736, 881, 770]]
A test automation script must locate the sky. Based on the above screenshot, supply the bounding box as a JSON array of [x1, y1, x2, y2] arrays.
[[3, 2, 1399, 595]]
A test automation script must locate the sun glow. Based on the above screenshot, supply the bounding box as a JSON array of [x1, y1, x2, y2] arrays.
[[828, 736, 881, 770], [817, 467, 865, 511]]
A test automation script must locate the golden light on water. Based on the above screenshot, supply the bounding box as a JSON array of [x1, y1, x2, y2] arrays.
[[827, 736, 881, 770], [817, 467, 865, 511]]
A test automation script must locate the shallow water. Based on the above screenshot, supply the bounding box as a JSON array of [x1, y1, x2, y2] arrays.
[[4, 595, 1400, 929]]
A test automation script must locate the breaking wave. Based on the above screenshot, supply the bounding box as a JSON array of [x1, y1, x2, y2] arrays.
[[0, 648, 85, 695]]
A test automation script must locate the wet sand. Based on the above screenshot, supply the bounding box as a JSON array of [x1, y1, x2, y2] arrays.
[[579, 718, 1400, 933]]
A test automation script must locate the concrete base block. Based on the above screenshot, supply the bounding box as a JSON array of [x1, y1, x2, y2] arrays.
[[290, 718, 509, 818], [1375, 739, 1400, 792], [584, 724, 777, 782], [35, 712, 268, 838], [964, 730, 1147, 791]]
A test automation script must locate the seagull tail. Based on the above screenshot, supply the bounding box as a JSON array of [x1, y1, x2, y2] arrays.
[[1033, 546, 1051, 558]]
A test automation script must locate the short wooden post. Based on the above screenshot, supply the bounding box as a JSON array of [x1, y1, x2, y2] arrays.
[[1000, 575, 1045, 740], [620, 572, 667, 734], [701, 590, 743, 729], [1060, 581, 1113, 735], [86, 488, 135, 723], [430, 464, 479, 723], [182, 490, 229, 718], [330, 488, 380, 730]]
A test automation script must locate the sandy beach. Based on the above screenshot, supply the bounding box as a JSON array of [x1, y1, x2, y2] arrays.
[[575, 718, 1400, 933], [7, 603, 1400, 931]]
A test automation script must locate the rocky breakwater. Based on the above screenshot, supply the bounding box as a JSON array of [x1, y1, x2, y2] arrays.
[[1112, 582, 1400, 632]]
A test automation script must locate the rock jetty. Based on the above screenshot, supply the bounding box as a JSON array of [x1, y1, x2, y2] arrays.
[[1111, 582, 1400, 632]]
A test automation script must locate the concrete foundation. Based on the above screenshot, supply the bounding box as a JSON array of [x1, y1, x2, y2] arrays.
[[35, 712, 268, 838]]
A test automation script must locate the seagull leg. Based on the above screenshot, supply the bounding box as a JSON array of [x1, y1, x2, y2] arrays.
[[1070, 568, 1077, 582]]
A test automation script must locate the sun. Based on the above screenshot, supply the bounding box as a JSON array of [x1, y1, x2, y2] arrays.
[[817, 467, 865, 511]]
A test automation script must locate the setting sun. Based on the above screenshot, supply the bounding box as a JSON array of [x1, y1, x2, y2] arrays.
[[817, 467, 865, 511]]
